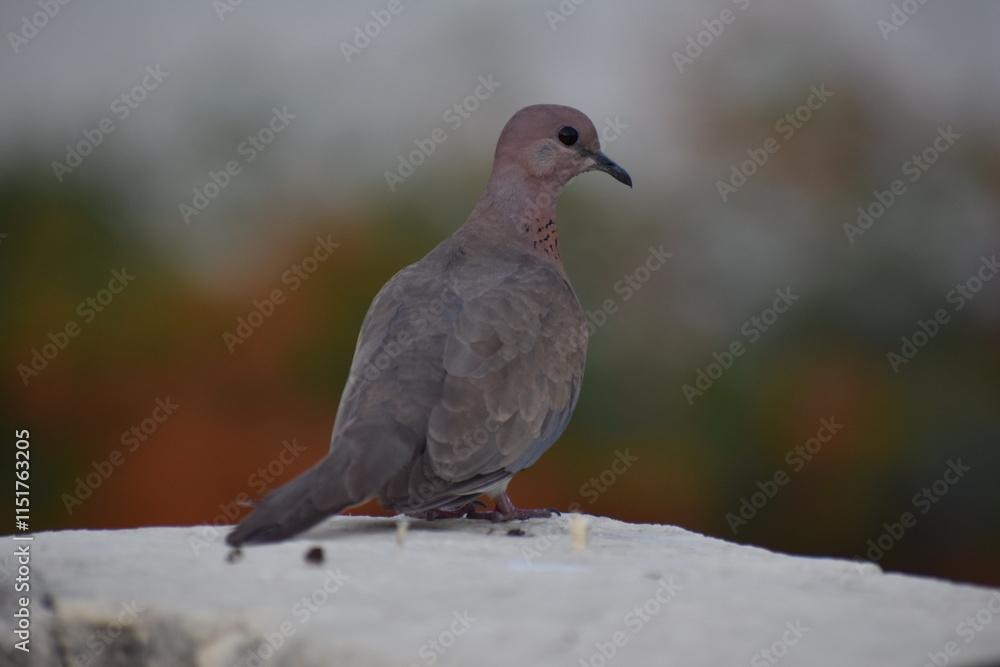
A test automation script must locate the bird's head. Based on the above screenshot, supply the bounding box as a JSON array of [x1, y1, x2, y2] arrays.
[[492, 104, 632, 189]]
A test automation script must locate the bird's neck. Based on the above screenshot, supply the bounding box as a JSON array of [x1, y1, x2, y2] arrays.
[[470, 172, 566, 264], [525, 216, 561, 262]]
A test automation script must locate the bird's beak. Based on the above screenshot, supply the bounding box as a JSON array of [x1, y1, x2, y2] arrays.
[[586, 150, 632, 188]]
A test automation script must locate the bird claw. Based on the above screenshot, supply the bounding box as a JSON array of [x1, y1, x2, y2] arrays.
[[485, 493, 559, 522], [491, 507, 558, 522]]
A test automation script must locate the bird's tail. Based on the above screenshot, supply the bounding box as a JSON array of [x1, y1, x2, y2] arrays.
[[226, 466, 351, 547]]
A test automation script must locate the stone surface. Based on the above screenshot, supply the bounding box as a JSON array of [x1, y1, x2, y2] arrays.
[[3, 515, 1000, 666]]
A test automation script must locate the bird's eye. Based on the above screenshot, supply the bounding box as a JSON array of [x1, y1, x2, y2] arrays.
[[557, 126, 579, 146]]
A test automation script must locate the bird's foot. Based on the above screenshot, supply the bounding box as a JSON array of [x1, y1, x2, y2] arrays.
[[476, 492, 560, 522], [411, 495, 559, 522]]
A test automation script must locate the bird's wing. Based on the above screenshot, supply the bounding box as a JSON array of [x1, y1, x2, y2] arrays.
[[427, 257, 588, 479]]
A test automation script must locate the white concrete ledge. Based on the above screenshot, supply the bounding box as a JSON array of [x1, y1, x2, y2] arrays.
[[3, 515, 999, 666]]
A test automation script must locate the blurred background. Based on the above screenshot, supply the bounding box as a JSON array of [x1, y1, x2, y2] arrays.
[[2, 1, 998, 586]]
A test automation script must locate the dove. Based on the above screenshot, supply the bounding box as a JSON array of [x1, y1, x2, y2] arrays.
[[227, 104, 631, 546]]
